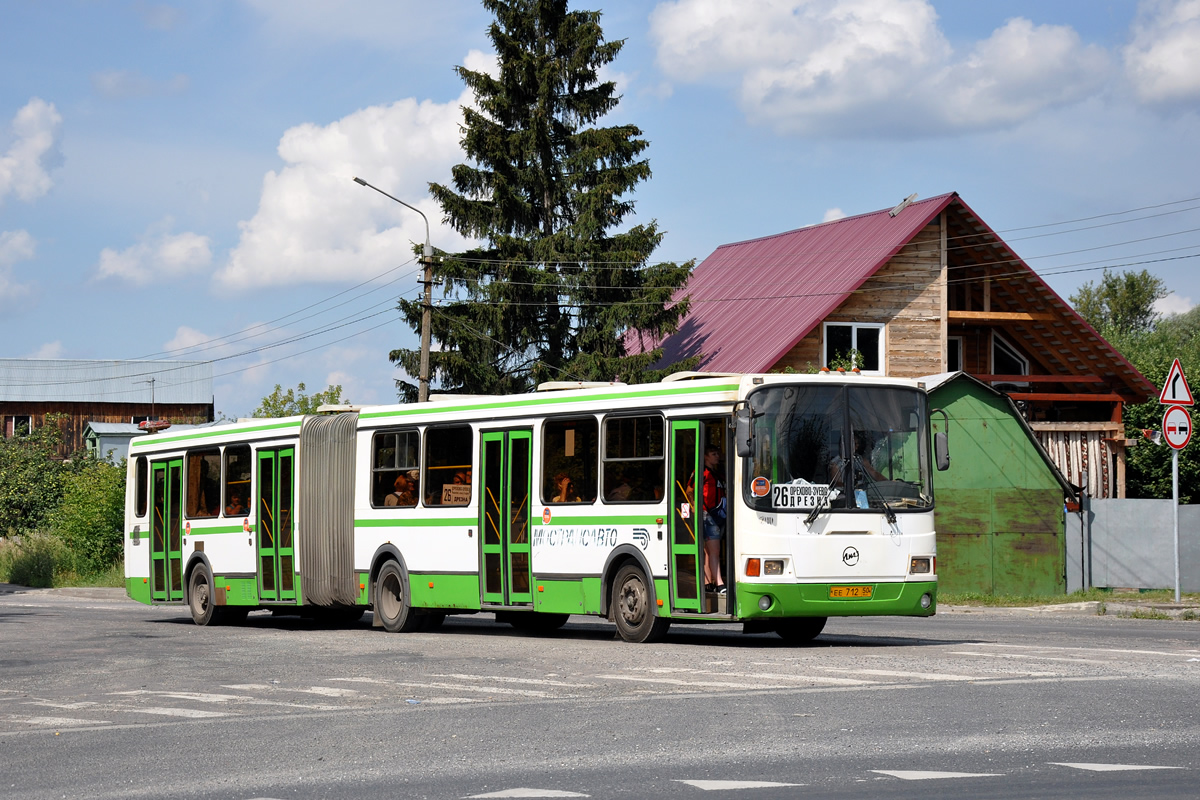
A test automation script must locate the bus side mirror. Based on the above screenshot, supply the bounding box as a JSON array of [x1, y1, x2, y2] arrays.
[[735, 407, 754, 459], [935, 431, 949, 471]]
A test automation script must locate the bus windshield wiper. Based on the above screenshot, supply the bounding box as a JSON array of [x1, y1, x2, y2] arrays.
[[855, 456, 897, 525], [804, 487, 830, 526]]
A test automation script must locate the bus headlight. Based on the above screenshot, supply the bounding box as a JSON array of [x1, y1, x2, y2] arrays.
[[758, 595, 773, 611], [909, 557, 932, 575], [920, 593, 932, 609], [764, 559, 784, 575]]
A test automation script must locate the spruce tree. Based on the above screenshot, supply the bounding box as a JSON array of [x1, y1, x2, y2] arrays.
[[390, 0, 695, 400]]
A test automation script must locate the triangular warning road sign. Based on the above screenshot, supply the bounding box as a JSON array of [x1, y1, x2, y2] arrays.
[[1159, 358, 1194, 406]]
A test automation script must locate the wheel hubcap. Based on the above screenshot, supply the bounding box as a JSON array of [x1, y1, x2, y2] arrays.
[[620, 578, 645, 625]]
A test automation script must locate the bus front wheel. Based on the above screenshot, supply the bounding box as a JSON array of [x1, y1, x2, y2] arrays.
[[374, 560, 424, 633], [611, 564, 670, 644], [188, 564, 220, 626], [775, 617, 827, 644]]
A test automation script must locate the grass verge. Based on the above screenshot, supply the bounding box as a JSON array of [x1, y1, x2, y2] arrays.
[[0, 532, 123, 589], [940, 588, 1200, 607]]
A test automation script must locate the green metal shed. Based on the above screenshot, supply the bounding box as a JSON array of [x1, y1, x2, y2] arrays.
[[925, 372, 1077, 596]]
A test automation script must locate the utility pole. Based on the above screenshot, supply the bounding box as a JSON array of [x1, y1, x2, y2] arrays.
[[353, 176, 435, 402]]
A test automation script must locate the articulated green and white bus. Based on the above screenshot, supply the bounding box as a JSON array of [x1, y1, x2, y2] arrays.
[[124, 372, 944, 643]]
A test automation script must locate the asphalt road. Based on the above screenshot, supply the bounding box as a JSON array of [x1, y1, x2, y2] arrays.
[[2, 586, 1199, 799]]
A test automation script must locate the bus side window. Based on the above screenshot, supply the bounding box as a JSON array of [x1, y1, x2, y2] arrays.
[[424, 426, 472, 506], [223, 444, 252, 516], [543, 417, 598, 504], [373, 430, 420, 508], [602, 415, 664, 503], [134, 456, 148, 517], [186, 449, 221, 518]]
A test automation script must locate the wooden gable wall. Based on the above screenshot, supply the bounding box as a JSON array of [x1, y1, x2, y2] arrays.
[[770, 219, 945, 376]]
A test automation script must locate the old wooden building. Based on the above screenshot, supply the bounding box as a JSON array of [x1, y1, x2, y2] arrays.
[[642, 192, 1157, 498], [0, 359, 213, 459]]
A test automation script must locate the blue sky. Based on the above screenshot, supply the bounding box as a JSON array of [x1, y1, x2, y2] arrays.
[[2, 0, 1199, 416]]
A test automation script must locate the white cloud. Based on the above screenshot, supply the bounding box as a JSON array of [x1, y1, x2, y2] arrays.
[[1156, 293, 1195, 316], [136, 2, 185, 31], [27, 341, 64, 359], [1124, 0, 1200, 106], [650, 0, 1110, 137], [0, 98, 62, 203], [92, 70, 190, 100], [822, 207, 846, 222], [0, 229, 36, 309], [96, 220, 213, 284], [219, 76, 479, 289]]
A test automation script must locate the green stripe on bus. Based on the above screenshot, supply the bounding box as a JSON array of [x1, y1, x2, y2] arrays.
[[359, 382, 740, 421], [536, 515, 664, 526], [129, 420, 302, 448], [408, 573, 481, 609], [126, 577, 151, 605], [356, 517, 476, 528], [186, 525, 247, 535]]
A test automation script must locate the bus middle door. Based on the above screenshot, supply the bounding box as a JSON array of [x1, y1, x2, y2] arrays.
[[479, 429, 533, 607], [256, 447, 297, 604], [669, 421, 702, 612]]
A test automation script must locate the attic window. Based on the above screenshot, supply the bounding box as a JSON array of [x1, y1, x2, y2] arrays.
[[992, 332, 1030, 387], [823, 322, 882, 373]]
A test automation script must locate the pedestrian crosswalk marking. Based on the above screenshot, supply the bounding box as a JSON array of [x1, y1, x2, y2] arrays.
[[1050, 762, 1182, 772], [675, 779, 804, 790], [872, 770, 1003, 780], [467, 790, 588, 798]]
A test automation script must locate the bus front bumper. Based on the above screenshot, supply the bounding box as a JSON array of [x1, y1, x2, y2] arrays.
[[736, 580, 937, 619]]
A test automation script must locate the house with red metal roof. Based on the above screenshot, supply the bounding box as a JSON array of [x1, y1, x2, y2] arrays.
[[639, 192, 1157, 498]]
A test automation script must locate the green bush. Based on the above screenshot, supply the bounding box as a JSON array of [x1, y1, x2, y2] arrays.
[[2, 530, 75, 588], [46, 458, 126, 572]]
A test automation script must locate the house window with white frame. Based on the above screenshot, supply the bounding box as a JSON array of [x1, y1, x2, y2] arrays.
[[823, 322, 883, 373], [4, 415, 32, 438], [991, 332, 1029, 386]]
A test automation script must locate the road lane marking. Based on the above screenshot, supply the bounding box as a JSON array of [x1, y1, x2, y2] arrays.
[[431, 674, 594, 688], [675, 779, 804, 790], [390, 681, 556, 698], [950, 651, 1108, 665], [1050, 762, 1183, 771], [110, 690, 245, 703], [468, 790, 588, 798], [819, 668, 983, 681], [596, 675, 792, 690], [872, 770, 1003, 780], [973, 643, 1200, 659], [295, 687, 359, 697], [135, 707, 228, 718], [3, 715, 110, 726]]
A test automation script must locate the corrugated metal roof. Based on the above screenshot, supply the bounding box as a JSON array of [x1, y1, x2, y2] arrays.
[[0, 359, 213, 404], [650, 193, 956, 373], [642, 192, 1155, 401]]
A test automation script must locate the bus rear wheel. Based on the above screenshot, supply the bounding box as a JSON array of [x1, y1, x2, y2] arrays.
[[775, 617, 827, 644], [374, 560, 425, 633], [611, 564, 670, 643]]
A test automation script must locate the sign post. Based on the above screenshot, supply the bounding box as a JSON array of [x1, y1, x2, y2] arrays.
[[1159, 360, 1193, 603]]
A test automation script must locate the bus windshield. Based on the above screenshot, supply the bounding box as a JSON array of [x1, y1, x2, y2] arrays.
[[743, 384, 932, 513]]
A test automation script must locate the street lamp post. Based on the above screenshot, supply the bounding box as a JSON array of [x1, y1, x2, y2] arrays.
[[353, 176, 435, 403]]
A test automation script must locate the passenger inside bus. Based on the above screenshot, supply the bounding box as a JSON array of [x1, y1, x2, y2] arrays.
[[384, 473, 416, 507]]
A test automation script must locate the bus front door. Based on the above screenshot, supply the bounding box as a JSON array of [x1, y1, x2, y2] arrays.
[[669, 421, 702, 612], [479, 429, 533, 607], [256, 447, 296, 604], [149, 459, 184, 602]]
